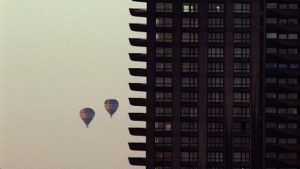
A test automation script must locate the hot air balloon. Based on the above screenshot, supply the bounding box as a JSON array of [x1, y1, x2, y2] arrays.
[[104, 99, 119, 118], [80, 108, 95, 127]]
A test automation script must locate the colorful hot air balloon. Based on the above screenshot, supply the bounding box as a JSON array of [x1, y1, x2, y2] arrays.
[[80, 108, 95, 127], [104, 99, 119, 118]]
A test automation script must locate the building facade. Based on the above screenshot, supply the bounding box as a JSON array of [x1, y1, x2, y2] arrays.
[[129, 1, 299, 169]]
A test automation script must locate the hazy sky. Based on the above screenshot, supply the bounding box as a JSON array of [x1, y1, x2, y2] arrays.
[[0, 1, 146, 169]]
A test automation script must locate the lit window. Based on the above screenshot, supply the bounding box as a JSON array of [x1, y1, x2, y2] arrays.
[[182, 3, 199, 13]]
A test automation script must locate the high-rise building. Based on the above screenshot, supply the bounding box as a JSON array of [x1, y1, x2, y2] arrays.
[[264, 1, 300, 169], [128, 1, 299, 169]]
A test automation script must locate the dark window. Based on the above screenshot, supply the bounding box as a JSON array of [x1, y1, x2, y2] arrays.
[[182, 32, 198, 42], [208, 18, 224, 28], [234, 48, 250, 58], [233, 122, 250, 133], [208, 122, 224, 132], [182, 77, 198, 87], [156, 47, 172, 57], [155, 136, 172, 146], [181, 107, 198, 117], [234, 92, 250, 102], [208, 137, 224, 147], [208, 48, 224, 58], [182, 62, 198, 72], [208, 33, 224, 43], [208, 3, 224, 13], [182, 47, 198, 58], [234, 17, 251, 28], [181, 136, 198, 147], [233, 152, 250, 162], [233, 107, 250, 117], [156, 17, 172, 27], [181, 122, 197, 132], [208, 77, 224, 87], [156, 77, 172, 87], [181, 92, 198, 102], [208, 92, 224, 102], [208, 107, 224, 117], [234, 33, 250, 43], [233, 77, 250, 87], [234, 3, 250, 13], [156, 3, 172, 12], [156, 62, 172, 72], [208, 152, 224, 162], [233, 137, 250, 147], [234, 62, 250, 73], [181, 152, 198, 162], [208, 62, 224, 72], [155, 107, 172, 117], [182, 18, 198, 28]]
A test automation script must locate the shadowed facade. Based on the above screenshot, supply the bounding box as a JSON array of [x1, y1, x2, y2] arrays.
[[128, 1, 299, 169]]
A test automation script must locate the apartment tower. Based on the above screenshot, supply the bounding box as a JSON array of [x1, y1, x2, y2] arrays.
[[128, 1, 299, 169]]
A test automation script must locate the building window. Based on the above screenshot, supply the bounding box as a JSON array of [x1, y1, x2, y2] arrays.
[[156, 17, 172, 27], [208, 152, 224, 162], [156, 47, 172, 57], [234, 33, 250, 43], [181, 122, 197, 132], [182, 47, 198, 58], [234, 77, 250, 88], [181, 92, 198, 102], [208, 48, 224, 58], [208, 3, 224, 13], [181, 152, 198, 162], [155, 151, 172, 161], [181, 136, 198, 147], [181, 107, 198, 117], [156, 62, 172, 72], [208, 18, 224, 28], [208, 33, 224, 43], [182, 62, 198, 72], [233, 122, 250, 133], [233, 137, 250, 147], [156, 33, 172, 42], [182, 3, 199, 13], [156, 3, 173, 12], [182, 18, 198, 28], [208, 122, 224, 132], [208, 107, 224, 117], [233, 152, 250, 162], [155, 92, 172, 102], [234, 17, 251, 28], [182, 32, 198, 42], [234, 62, 250, 73], [234, 3, 250, 13], [234, 48, 250, 58], [233, 107, 250, 117], [156, 77, 172, 87], [208, 77, 224, 88], [208, 92, 224, 102], [155, 122, 172, 131], [208, 62, 224, 73], [155, 136, 172, 146], [234, 92, 250, 102], [182, 77, 198, 87], [155, 107, 172, 117], [208, 137, 224, 147]]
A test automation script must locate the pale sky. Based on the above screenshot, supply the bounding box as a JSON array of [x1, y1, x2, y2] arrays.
[[0, 1, 146, 169]]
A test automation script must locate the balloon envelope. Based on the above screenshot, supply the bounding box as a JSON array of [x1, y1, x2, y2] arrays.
[[80, 108, 95, 127], [104, 99, 119, 117]]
